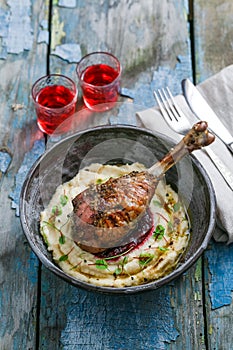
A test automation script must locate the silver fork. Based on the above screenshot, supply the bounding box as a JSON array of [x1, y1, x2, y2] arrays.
[[154, 87, 233, 191]]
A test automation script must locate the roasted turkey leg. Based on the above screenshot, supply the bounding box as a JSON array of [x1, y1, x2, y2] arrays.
[[71, 121, 215, 253]]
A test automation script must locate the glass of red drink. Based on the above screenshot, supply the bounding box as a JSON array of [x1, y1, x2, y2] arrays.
[[76, 52, 121, 112], [32, 74, 78, 135]]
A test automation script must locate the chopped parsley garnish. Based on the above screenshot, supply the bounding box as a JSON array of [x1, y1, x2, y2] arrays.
[[59, 234, 66, 245], [113, 256, 129, 276], [138, 253, 154, 267], [59, 254, 69, 262], [52, 205, 62, 216], [153, 224, 165, 240], [60, 194, 68, 206], [158, 246, 169, 252], [96, 178, 103, 184], [114, 267, 122, 276], [95, 259, 108, 270]]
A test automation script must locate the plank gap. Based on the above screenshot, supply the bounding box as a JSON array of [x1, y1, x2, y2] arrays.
[[202, 254, 210, 350], [188, 0, 196, 84], [35, 261, 42, 350], [47, 0, 53, 75]]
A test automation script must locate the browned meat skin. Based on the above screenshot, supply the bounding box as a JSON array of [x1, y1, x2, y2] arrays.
[[72, 121, 215, 254], [72, 171, 158, 253], [96, 209, 154, 259], [73, 171, 156, 226]]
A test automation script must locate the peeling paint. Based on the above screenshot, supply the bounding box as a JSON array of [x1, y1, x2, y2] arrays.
[[58, 0, 76, 8], [194, 291, 202, 301], [0, 7, 10, 58], [52, 43, 81, 63], [111, 55, 192, 125], [51, 8, 66, 51], [40, 19, 48, 30], [9, 140, 45, 216], [0, 150, 12, 173], [194, 258, 202, 282], [37, 29, 49, 44], [0, 0, 33, 58], [60, 287, 179, 349], [38, 19, 49, 44], [206, 241, 233, 309], [128, 55, 192, 108], [208, 324, 213, 335]]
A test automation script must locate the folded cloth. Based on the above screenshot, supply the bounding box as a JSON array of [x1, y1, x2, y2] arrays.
[[137, 65, 233, 244]]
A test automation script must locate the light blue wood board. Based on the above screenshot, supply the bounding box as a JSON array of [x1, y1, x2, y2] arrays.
[[39, 274, 179, 350], [205, 241, 233, 309], [3, 0, 232, 348], [193, 1, 233, 349], [0, 0, 48, 348], [10, 139, 45, 216]]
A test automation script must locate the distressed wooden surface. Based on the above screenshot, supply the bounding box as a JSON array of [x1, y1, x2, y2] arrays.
[[0, 0, 233, 349], [194, 1, 233, 349], [0, 0, 47, 349]]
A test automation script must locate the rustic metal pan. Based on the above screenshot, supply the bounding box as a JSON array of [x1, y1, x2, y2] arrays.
[[20, 125, 216, 294]]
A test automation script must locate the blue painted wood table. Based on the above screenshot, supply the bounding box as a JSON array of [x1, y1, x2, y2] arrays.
[[0, 1, 233, 349]]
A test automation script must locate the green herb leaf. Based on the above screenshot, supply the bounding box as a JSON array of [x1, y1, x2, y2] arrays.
[[114, 267, 122, 276], [153, 224, 165, 240], [60, 194, 68, 207], [59, 254, 68, 262], [52, 205, 62, 216], [139, 253, 154, 267], [95, 259, 108, 270], [96, 178, 103, 184], [173, 202, 181, 212], [70, 264, 78, 270], [122, 256, 128, 266], [41, 227, 49, 246], [59, 234, 66, 244], [158, 246, 169, 252]]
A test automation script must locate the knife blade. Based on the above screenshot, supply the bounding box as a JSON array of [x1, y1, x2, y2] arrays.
[[203, 147, 233, 190], [182, 78, 233, 155]]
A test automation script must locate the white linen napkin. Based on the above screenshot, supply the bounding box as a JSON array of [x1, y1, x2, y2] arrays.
[[137, 65, 233, 244]]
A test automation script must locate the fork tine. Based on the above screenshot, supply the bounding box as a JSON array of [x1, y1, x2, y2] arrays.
[[166, 87, 184, 119], [153, 90, 171, 122], [158, 89, 176, 121], [162, 88, 180, 121], [154, 87, 191, 134]]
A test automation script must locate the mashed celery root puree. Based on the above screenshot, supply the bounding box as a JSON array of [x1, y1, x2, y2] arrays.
[[40, 162, 190, 288]]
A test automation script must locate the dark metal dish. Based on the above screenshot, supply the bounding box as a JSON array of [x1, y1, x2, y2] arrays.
[[20, 125, 216, 294]]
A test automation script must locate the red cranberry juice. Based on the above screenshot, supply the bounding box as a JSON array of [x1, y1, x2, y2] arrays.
[[36, 85, 76, 134], [81, 64, 120, 109]]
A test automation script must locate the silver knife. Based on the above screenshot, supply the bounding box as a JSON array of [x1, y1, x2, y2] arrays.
[[182, 79, 233, 190], [182, 78, 233, 155]]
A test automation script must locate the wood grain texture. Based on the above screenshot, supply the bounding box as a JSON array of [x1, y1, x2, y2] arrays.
[[194, 0, 233, 82], [38, 1, 208, 350], [0, 0, 47, 348], [194, 1, 233, 349], [1, 0, 232, 349], [203, 243, 233, 350]]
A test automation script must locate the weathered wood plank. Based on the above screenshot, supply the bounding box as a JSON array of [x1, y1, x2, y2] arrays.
[[0, 0, 48, 348], [203, 242, 233, 350], [38, 1, 208, 349], [168, 260, 207, 350], [194, 1, 233, 349], [194, 0, 233, 82]]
